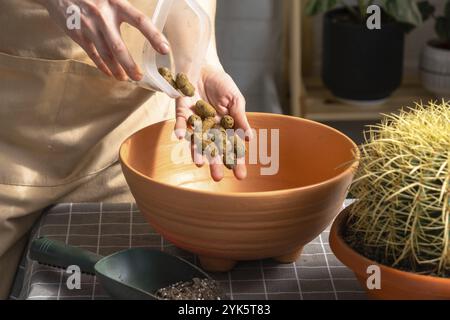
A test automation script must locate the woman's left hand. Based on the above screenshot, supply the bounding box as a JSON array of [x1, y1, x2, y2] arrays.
[[174, 65, 252, 182]]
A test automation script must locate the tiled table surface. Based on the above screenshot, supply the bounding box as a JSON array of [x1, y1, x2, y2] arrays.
[[10, 201, 367, 300]]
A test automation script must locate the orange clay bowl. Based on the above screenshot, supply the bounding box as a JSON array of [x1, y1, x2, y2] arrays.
[[120, 112, 358, 272], [330, 205, 450, 300]]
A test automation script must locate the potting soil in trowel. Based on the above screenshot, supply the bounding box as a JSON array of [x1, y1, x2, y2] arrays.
[[155, 278, 223, 300]]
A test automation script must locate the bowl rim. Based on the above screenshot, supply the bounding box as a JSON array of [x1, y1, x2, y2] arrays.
[[330, 204, 450, 286], [119, 112, 360, 198]]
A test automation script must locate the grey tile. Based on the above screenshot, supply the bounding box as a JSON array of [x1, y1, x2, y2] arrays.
[[132, 212, 147, 223], [300, 279, 334, 293], [297, 267, 330, 280], [265, 280, 299, 293], [323, 243, 332, 253], [131, 223, 155, 234], [333, 279, 364, 292], [101, 212, 131, 224], [69, 235, 99, 247], [100, 235, 129, 246], [231, 280, 265, 294], [326, 253, 345, 267], [71, 203, 101, 213], [40, 225, 68, 236], [263, 267, 297, 280], [43, 214, 70, 225], [230, 268, 262, 281], [101, 224, 130, 235], [71, 212, 99, 225], [268, 293, 301, 300], [303, 243, 324, 254], [303, 292, 336, 300], [102, 203, 132, 212], [296, 254, 327, 267], [330, 267, 356, 279], [130, 234, 160, 247], [69, 224, 99, 236]]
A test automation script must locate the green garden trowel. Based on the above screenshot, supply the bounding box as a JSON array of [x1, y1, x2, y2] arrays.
[[29, 237, 212, 300]]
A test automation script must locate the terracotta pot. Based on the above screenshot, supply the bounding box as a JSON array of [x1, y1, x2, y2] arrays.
[[330, 206, 450, 300], [120, 113, 358, 272]]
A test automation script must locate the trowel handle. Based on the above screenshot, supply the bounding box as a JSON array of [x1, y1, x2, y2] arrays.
[[30, 237, 102, 275]]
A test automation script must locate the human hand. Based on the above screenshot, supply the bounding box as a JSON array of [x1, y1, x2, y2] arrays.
[[174, 65, 252, 182], [38, 0, 170, 80]]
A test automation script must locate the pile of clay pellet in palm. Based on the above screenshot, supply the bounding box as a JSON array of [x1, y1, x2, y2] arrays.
[[155, 278, 223, 300], [158, 67, 246, 169], [188, 100, 246, 169]]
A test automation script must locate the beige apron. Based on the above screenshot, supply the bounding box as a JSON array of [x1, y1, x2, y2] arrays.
[[0, 0, 174, 298]]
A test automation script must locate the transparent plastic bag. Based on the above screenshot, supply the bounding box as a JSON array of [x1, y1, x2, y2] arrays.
[[124, 0, 211, 98]]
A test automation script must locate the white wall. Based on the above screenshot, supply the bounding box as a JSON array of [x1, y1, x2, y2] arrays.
[[215, 0, 281, 102]]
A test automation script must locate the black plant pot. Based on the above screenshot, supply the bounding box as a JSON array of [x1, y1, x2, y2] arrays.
[[322, 8, 405, 103]]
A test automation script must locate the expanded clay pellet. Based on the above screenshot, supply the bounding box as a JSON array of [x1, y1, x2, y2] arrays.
[[220, 115, 234, 130], [195, 100, 217, 119], [202, 117, 216, 133], [158, 67, 177, 89], [176, 73, 196, 97], [187, 114, 202, 129], [230, 135, 246, 159]]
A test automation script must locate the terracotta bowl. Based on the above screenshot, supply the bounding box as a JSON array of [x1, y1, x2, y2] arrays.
[[330, 205, 450, 300], [120, 113, 358, 272]]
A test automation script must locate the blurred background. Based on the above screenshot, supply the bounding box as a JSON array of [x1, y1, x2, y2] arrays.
[[214, 0, 445, 144]]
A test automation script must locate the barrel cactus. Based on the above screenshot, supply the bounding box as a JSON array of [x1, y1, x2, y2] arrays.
[[346, 101, 450, 277]]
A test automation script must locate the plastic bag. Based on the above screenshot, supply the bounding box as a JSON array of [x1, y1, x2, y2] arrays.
[[125, 0, 211, 98]]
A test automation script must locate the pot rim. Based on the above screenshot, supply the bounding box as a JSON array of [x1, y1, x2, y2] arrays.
[[119, 112, 359, 198], [425, 39, 450, 53], [330, 204, 450, 286]]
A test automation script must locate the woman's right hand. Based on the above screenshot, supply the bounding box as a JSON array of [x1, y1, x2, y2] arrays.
[[37, 0, 170, 81]]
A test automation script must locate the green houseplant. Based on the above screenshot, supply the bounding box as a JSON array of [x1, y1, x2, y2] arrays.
[[420, 0, 450, 98], [330, 101, 450, 299], [306, 0, 429, 105]]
